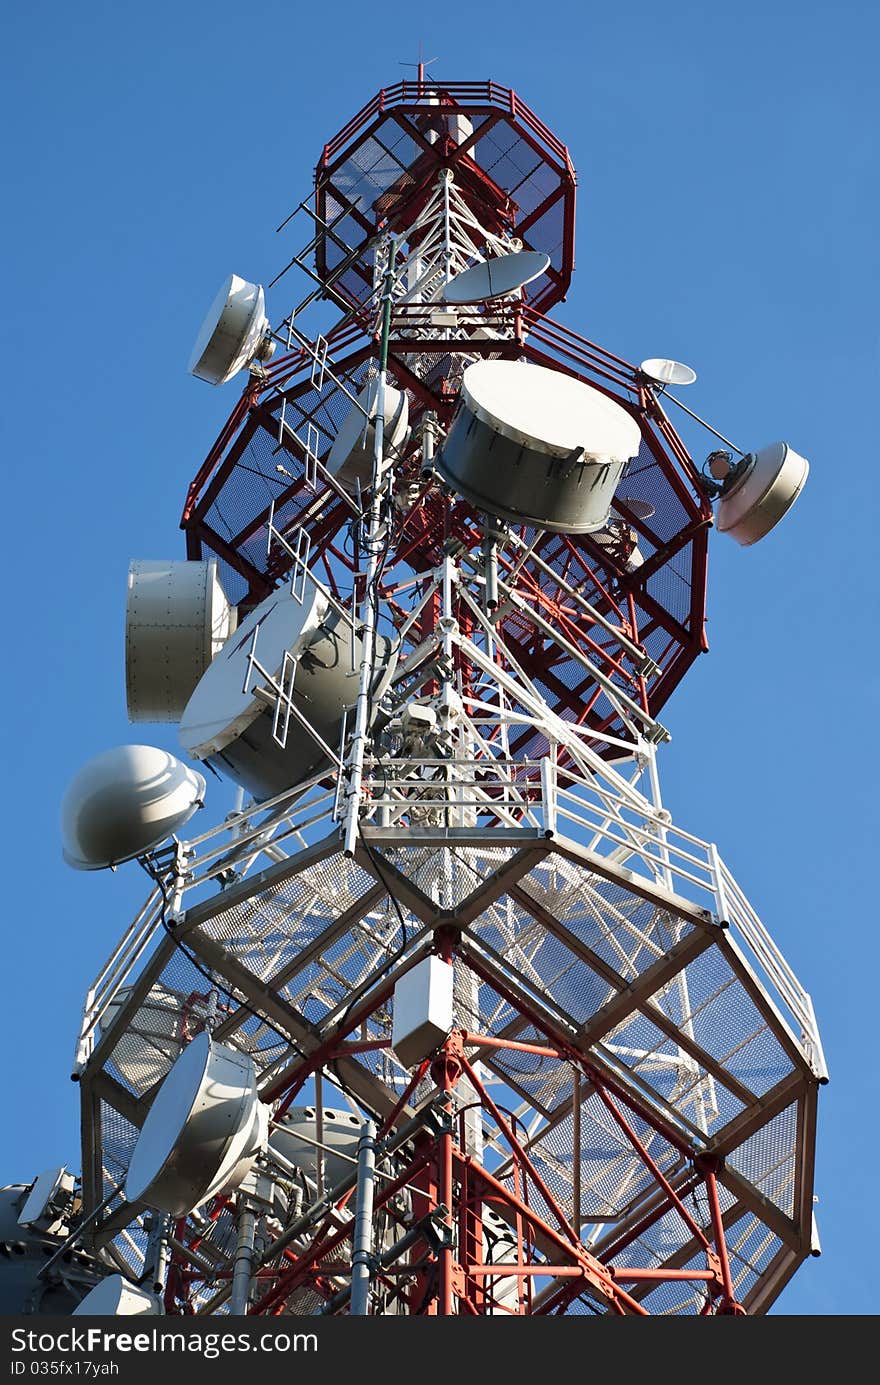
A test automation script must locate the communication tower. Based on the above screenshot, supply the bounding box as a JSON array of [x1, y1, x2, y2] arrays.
[[15, 75, 823, 1318]]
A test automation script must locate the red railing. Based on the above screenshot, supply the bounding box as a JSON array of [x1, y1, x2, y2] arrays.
[[321, 80, 573, 174]]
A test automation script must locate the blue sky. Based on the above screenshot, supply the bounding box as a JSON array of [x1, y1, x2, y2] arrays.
[[2, 0, 877, 1315]]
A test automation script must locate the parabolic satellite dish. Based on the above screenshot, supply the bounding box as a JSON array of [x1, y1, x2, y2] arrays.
[[189, 274, 270, 385], [73, 1275, 163, 1317], [125, 1032, 266, 1217], [61, 746, 205, 870], [326, 377, 410, 493], [442, 250, 550, 304], [639, 357, 698, 387], [717, 441, 809, 545], [615, 496, 656, 520], [180, 577, 397, 802]]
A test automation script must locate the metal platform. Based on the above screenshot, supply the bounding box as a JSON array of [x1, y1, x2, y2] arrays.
[[74, 768, 823, 1314]]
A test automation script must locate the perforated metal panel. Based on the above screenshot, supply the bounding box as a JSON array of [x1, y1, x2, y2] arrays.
[[77, 820, 818, 1315]]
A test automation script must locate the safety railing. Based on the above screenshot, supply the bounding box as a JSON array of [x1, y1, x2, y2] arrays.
[[322, 81, 573, 171], [72, 772, 340, 1074], [74, 746, 824, 1082]]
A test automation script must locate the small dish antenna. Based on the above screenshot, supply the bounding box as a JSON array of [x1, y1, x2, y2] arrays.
[[17, 1169, 75, 1232], [639, 358, 698, 387], [442, 250, 551, 305], [61, 746, 205, 870], [189, 274, 273, 385], [125, 1032, 267, 1217], [615, 496, 655, 520], [327, 378, 410, 493]]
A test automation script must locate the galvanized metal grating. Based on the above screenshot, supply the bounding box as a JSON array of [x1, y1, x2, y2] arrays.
[[727, 1100, 799, 1220], [101, 941, 224, 1099], [194, 852, 375, 950], [559, 1088, 684, 1221], [727, 1211, 787, 1282], [598, 1006, 747, 1132], [518, 865, 691, 981], [482, 1046, 573, 1120], [98, 1101, 139, 1196], [469, 896, 618, 1024], [535, 1104, 656, 1221], [374, 843, 530, 910], [279, 906, 423, 1029], [634, 1210, 784, 1315], [676, 948, 795, 1098], [471, 120, 548, 210], [336, 126, 420, 215], [640, 1246, 717, 1316]]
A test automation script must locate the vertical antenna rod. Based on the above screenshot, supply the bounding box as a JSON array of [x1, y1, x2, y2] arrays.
[[343, 236, 397, 856]]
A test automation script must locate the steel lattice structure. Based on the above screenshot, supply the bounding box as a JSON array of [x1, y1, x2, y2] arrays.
[[68, 76, 824, 1316]]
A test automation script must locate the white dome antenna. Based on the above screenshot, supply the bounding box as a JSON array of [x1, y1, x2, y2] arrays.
[[712, 442, 810, 545], [189, 274, 274, 385], [61, 745, 205, 870]]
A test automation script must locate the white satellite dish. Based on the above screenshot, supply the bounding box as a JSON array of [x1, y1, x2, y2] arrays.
[[180, 577, 397, 802], [125, 1032, 267, 1218], [442, 250, 551, 305], [73, 1275, 163, 1317], [437, 360, 642, 533], [61, 746, 205, 871], [615, 496, 655, 520], [126, 560, 235, 723], [716, 441, 809, 546], [189, 274, 271, 386], [326, 378, 410, 493], [271, 1107, 363, 1186], [640, 358, 698, 387], [17, 1168, 75, 1232]]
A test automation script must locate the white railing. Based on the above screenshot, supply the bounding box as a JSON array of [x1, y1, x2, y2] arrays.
[[72, 772, 339, 1074], [74, 750, 824, 1082], [358, 754, 824, 1071]]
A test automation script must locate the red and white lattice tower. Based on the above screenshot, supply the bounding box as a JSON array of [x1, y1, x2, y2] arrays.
[[70, 76, 824, 1317]]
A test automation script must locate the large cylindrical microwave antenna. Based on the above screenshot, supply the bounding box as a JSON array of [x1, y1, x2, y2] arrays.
[[126, 559, 235, 723], [436, 360, 642, 533]]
